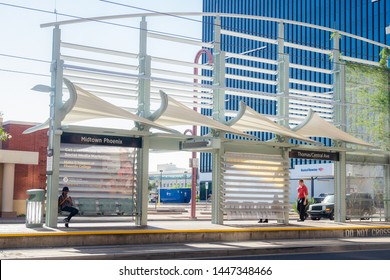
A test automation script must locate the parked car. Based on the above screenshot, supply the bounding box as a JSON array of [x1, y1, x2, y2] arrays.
[[307, 194, 335, 220], [307, 193, 375, 220], [313, 193, 333, 204], [346, 192, 375, 219]]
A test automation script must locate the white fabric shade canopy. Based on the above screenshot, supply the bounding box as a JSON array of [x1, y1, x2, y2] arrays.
[[293, 109, 374, 147], [23, 79, 373, 149], [150, 91, 251, 138], [24, 79, 176, 134], [227, 101, 317, 143]]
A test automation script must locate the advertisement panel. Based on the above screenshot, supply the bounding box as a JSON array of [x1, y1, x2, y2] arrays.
[[290, 163, 334, 178]]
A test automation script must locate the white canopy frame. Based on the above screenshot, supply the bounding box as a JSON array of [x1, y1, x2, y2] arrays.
[[36, 12, 389, 228]]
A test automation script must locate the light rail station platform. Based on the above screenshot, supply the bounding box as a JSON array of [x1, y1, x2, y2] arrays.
[[1, 211, 390, 253]]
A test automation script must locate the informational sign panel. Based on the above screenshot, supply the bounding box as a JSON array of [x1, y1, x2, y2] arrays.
[[59, 133, 141, 215], [61, 132, 142, 148], [289, 149, 339, 161], [290, 163, 334, 178]]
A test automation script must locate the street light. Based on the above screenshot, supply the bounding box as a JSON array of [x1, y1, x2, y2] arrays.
[[159, 169, 163, 207]]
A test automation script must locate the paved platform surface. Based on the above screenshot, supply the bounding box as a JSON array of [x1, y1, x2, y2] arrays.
[[1, 213, 390, 234], [1, 205, 390, 259]]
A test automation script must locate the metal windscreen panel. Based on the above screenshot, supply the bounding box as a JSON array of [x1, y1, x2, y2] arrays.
[[222, 152, 289, 220], [58, 133, 141, 216]]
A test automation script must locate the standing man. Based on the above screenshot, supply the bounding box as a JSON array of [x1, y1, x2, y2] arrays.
[[58, 186, 79, 227], [297, 179, 308, 222]]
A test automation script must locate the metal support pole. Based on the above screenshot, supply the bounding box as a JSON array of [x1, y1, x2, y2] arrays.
[[158, 170, 162, 207], [332, 32, 346, 222], [211, 16, 225, 225], [281, 148, 290, 225], [277, 22, 290, 128], [211, 43, 226, 204], [212, 16, 225, 123], [334, 150, 347, 222], [46, 26, 63, 228], [212, 142, 224, 224], [311, 177, 315, 199], [136, 136, 149, 226], [135, 17, 151, 226], [138, 17, 151, 118], [384, 155, 390, 221], [277, 23, 290, 225]]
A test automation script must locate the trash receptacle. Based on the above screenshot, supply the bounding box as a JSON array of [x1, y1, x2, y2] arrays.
[[26, 189, 45, 228]]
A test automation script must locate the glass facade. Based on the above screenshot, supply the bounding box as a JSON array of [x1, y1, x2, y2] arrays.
[[200, 0, 390, 172]]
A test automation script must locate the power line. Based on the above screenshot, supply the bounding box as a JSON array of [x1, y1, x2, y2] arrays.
[[98, 0, 277, 40], [0, 2, 203, 42], [1, 1, 377, 61], [99, 0, 204, 24], [0, 68, 50, 77], [0, 53, 50, 64]]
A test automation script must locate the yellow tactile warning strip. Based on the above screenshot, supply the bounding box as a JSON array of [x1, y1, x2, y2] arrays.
[[1, 225, 390, 238]]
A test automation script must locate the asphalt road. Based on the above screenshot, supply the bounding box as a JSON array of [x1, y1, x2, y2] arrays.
[[212, 249, 390, 260], [2, 237, 390, 260]]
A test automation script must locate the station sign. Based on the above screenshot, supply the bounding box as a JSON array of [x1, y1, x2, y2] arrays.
[[289, 149, 339, 161], [61, 132, 142, 148]]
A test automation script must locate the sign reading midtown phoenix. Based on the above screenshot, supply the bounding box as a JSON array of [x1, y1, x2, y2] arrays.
[[289, 149, 340, 161], [61, 132, 142, 148]]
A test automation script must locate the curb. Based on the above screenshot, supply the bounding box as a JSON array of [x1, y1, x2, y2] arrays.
[[1, 225, 390, 249]]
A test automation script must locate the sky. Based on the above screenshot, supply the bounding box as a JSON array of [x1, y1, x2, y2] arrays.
[[0, 0, 202, 170]]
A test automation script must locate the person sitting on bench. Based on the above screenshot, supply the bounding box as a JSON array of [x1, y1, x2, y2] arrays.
[[58, 186, 79, 228]]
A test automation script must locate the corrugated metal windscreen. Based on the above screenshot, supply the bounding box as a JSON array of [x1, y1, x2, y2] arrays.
[[222, 152, 289, 220], [59, 143, 138, 215]]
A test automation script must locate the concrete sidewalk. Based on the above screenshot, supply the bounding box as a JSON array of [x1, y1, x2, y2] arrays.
[[1, 214, 390, 248], [1, 211, 390, 260]]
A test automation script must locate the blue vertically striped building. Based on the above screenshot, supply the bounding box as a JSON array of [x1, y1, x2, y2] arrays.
[[200, 0, 390, 173]]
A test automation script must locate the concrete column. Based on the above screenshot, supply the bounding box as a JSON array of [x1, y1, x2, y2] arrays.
[[1, 163, 16, 217]]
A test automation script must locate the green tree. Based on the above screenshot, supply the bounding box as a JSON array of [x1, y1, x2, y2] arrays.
[[379, 47, 390, 68], [345, 62, 390, 151], [148, 180, 156, 192], [0, 112, 11, 141]]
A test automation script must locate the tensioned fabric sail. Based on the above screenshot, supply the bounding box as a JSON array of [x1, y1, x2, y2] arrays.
[[24, 79, 176, 134], [227, 101, 317, 144], [293, 109, 374, 147], [150, 91, 251, 138]]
